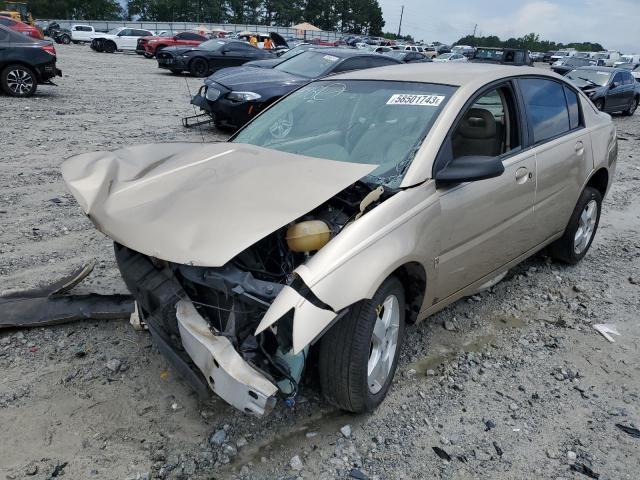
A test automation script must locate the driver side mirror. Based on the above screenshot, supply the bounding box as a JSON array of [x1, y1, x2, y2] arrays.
[[435, 156, 505, 185]]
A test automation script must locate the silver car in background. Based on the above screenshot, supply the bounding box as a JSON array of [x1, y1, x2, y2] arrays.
[[62, 63, 617, 416]]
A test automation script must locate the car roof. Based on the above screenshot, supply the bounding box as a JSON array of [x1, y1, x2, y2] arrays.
[[304, 47, 376, 58], [573, 66, 619, 72], [330, 62, 560, 87]]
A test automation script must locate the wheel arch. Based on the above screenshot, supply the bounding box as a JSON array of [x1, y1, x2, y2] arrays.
[[389, 262, 426, 324], [585, 167, 609, 199]]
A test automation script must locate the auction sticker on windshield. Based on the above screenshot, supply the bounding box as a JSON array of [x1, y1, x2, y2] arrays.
[[387, 94, 445, 106]]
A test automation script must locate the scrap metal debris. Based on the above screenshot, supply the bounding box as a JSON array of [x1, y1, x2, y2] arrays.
[[432, 446, 451, 461], [615, 423, 640, 439], [0, 260, 134, 329], [570, 463, 600, 479], [592, 323, 621, 343]]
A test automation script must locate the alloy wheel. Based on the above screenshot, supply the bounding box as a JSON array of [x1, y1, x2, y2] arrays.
[[368, 294, 400, 394], [574, 199, 598, 254], [6, 68, 34, 96]]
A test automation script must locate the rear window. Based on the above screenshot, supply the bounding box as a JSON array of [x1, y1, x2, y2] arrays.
[[520, 78, 571, 143]]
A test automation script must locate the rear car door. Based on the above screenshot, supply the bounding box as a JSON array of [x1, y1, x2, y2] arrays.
[[518, 78, 593, 242], [435, 82, 537, 299]]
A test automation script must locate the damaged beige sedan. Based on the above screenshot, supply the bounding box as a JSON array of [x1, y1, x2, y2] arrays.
[[62, 64, 617, 416]]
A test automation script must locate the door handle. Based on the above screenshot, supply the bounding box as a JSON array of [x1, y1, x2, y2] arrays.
[[575, 141, 585, 156], [515, 167, 530, 184]]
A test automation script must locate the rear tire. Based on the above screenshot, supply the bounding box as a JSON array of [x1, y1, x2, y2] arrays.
[[189, 58, 208, 77], [549, 187, 602, 265], [1, 64, 38, 97], [103, 41, 116, 54], [318, 276, 406, 413], [623, 96, 639, 116]]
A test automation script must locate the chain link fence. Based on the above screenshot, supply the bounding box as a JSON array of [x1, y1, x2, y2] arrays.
[[44, 20, 343, 42]]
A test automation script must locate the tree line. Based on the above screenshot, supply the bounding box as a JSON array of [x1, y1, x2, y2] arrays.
[[28, 0, 385, 35], [455, 33, 605, 52]]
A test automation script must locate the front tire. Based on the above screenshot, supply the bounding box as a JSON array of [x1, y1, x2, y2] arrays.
[[319, 276, 406, 413], [103, 41, 116, 54], [1, 64, 38, 97], [189, 58, 209, 77], [623, 96, 639, 116], [549, 187, 602, 264], [60, 34, 71, 45]]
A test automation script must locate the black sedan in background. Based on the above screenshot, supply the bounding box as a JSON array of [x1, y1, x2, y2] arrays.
[[0, 25, 61, 97], [157, 38, 275, 76], [191, 48, 402, 129], [383, 50, 432, 63], [243, 43, 332, 69], [551, 56, 595, 75], [566, 66, 639, 115]]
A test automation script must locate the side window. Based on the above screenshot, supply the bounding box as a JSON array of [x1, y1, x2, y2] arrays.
[[451, 85, 521, 160], [564, 86, 580, 130], [623, 72, 634, 85], [334, 57, 372, 73], [612, 72, 624, 86], [118, 29, 131, 36], [135, 30, 151, 37], [368, 57, 400, 68], [520, 78, 570, 144], [179, 32, 202, 41]]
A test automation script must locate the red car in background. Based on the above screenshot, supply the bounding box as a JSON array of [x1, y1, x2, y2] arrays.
[[0, 16, 43, 39], [137, 31, 207, 58]]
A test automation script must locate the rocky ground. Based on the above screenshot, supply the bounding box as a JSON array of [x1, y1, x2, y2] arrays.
[[1, 47, 639, 480]]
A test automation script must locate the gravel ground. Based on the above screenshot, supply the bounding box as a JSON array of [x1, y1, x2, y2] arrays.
[[1, 47, 639, 480]]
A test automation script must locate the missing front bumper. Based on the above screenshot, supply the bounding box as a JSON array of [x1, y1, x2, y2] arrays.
[[175, 299, 278, 416]]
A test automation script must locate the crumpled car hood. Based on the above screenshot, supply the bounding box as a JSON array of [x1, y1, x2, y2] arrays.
[[62, 143, 376, 267]]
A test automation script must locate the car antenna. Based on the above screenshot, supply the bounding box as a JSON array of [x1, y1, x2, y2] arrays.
[[183, 76, 206, 143]]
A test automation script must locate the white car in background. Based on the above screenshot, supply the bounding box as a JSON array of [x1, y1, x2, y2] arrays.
[[615, 54, 640, 66], [90, 27, 155, 53], [70, 24, 95, 43], [433, 53, 467, 62]]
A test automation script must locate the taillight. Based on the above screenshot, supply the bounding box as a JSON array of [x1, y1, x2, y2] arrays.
[[42, 44, 56, 56]]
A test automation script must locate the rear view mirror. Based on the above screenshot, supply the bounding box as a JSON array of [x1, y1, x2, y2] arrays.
[[435, 156, 505, 185]]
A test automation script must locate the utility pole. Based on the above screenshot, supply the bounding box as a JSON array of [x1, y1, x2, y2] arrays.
[[397, 5, 404, 38], [472, 24, 478, 37]]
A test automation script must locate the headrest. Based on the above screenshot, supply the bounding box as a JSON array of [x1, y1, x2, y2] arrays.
[[457, 108, 497, 139]]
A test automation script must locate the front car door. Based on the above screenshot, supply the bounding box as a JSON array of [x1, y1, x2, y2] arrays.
[[116, 29, 134, 49], [435, 82, 537, 300], [0, 26, 8, 62], [518, 77, 594, 242], [608, 72, 627, 109]]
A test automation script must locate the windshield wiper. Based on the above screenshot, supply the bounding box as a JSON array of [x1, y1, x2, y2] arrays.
[[577, 77, 598, 87]]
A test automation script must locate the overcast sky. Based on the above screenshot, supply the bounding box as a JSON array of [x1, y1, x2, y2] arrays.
[[378, 0, 640, 52]]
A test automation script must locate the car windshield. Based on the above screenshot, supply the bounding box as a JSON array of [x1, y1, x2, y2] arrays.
[[436, 53, 452, 59], [232, 80, 456, 187], [275, 50, 342, 78], [594, 53, 609, 60], [198, 39, 229, 50], [566, 69, 611, 87], [107, 28, 122, 35]]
